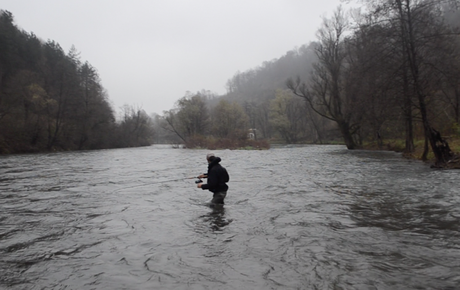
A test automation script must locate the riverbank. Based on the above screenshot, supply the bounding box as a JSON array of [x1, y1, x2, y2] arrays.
[[184, 136, 271, 150], [364, 137, 460, 168]]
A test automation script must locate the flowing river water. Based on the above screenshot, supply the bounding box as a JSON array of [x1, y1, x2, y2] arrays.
[[0, 145, 459, 290]]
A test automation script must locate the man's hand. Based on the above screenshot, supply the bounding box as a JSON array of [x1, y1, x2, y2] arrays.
[[198, 174, 207, 178], [197, 183, 202, 188]]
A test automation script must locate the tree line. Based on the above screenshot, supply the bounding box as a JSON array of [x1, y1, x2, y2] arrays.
[[0, 10, 153, 154], [3, 1, 460, 163], [154, 91, 269, 149], [162, 0, 458, 166], [154, 0, 460, 165]]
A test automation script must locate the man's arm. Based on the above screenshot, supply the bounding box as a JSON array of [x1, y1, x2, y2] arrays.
[[199, 170, 217, 190]]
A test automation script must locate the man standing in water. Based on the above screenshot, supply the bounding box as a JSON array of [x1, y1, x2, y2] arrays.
[[197, 153, 229, 205]]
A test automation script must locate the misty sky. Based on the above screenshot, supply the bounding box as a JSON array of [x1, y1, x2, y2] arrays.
[[2, 0, 355, 115]]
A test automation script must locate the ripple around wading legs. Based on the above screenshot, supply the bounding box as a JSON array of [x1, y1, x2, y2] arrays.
[[195, 206, 232, 233]]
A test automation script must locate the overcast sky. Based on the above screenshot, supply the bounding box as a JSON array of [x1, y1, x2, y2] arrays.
[[2, 0, 354, 115]]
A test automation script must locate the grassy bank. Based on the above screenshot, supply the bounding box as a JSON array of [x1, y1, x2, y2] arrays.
[[364, 137, 460, 163]]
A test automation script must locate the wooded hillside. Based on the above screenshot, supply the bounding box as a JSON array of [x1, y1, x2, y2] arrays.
[[0, 10, 153, 154]]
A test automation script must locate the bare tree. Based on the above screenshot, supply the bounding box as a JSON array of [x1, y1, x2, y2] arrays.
[[162, 109, 187, 144], [287, 7, 360, 149]]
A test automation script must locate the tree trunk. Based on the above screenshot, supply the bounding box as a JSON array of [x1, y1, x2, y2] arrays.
[[402, 61, 414, 153], [337, 120, 356, 149], [428, 127, 454, 167]]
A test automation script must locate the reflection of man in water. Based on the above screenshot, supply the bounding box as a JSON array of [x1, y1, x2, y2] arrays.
[[208, 206, 228, 231], [197, 153, 229, 205]]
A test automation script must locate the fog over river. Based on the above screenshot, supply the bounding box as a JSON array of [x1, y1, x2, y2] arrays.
[[1, 145, 459, 289]]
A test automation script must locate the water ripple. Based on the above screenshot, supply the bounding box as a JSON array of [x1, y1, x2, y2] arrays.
[[0, 145, 459, 289]]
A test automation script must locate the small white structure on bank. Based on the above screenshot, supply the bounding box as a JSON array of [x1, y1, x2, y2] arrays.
[[248, 128, 257, 140]]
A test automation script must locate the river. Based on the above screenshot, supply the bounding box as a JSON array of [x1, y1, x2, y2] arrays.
[[1, 145, 459, 289]]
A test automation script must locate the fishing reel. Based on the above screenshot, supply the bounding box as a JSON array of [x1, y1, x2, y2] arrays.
[[195, 179, 203, 184]]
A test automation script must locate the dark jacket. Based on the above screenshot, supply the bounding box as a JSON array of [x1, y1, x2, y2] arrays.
[[201, 157, 229, 193]]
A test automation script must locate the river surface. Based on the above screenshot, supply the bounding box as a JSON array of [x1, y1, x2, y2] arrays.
[[1, 145, 459, 290]]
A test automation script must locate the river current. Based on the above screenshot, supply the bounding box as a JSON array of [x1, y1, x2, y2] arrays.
[[0, 145, 459, 289]]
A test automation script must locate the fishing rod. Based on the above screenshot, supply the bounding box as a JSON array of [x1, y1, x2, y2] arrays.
[[150, 176, 203, 184], [111, 176, 202, 193]]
